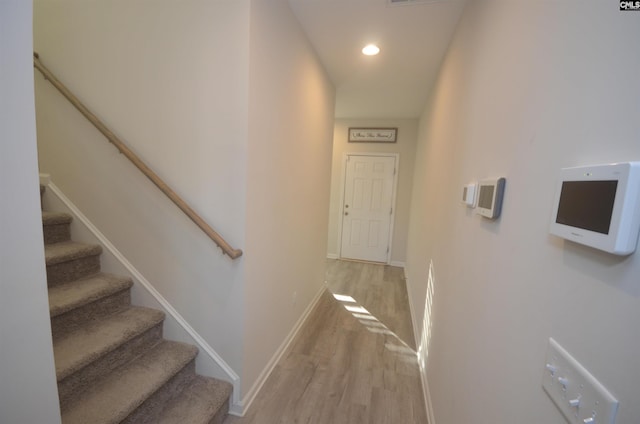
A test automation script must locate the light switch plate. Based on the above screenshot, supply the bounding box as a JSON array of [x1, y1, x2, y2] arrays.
[[543, 338, 618, 424]]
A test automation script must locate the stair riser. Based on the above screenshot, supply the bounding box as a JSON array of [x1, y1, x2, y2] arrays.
[[209, 398, 230, 424], [43, 223, 71, 244], [58, 324, 163, 411], [51, 289, 131, 340], [122, 361, 197, 424], [47, 255, 101, 286]]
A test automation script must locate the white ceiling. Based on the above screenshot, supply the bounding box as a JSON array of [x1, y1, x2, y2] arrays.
[[288, 0, 466, 119]]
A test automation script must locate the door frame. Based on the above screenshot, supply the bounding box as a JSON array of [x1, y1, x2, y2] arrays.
[[337, 152, 399, 264]]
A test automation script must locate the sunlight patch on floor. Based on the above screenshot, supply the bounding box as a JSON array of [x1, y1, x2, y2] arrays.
[[332, 291, 417, 362], [332, 293, 356, 303], [343, 304, 369, 314]]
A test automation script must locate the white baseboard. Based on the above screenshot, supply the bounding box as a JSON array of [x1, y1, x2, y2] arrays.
[[229, 284, 326, 417], [405, 267, 433, 423], [420, 368, 436, 424], [42, 177, 241, 407], [326, 253, 339, 259]]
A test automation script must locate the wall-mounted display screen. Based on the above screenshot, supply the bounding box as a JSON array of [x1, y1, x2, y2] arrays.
[[555, 180, 618, 235], [549, 162, 640, 255]]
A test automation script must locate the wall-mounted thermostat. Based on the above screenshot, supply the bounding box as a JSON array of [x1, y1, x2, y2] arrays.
[[462, 183, 477, 207], [476, 177, 506, 219]]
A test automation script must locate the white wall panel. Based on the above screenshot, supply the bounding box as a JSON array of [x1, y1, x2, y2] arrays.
[[406, 2, 640, 423]]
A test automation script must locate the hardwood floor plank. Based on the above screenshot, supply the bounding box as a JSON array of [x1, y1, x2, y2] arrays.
[[225, 260, 427, 424]]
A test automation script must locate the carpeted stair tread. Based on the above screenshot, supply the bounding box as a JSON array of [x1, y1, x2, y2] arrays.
[[42, 211, 73, 225], [45, 240, 102, 266], [49, 273, 133, 318], [157, 376, 233, 424], [54, 306, 165, 381], [40, 204, 232, 422], [62, 340, 198, 424]]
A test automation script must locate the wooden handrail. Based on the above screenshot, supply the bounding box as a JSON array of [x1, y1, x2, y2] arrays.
[[33, 53, 243, 259]]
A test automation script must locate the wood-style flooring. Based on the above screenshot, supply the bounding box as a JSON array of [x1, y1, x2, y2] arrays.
[[224, 259, 427, 424]]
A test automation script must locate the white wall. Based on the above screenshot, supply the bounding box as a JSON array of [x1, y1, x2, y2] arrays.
[[243, 0, 335, 400], [327, 119, 418, 264], [33, 0, 335, 405], [34, 0, 250, 374], [0, 2, 62, 422], [406, 1, 640, 423]]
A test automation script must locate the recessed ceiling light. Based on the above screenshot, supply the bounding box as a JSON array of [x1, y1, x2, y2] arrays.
[[362, 44, 380, 56]]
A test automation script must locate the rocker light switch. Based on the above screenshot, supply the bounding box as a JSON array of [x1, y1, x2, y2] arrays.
[[542, 338, 618, 424]]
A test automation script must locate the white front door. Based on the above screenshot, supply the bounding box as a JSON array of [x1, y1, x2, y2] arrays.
[[340, 154, 396, 263]]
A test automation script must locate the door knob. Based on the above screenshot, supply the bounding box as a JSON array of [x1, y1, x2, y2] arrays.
[[344, 212, 349, 216]]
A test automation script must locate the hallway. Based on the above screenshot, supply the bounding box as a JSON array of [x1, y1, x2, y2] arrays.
[[225, 260, 426, 424]]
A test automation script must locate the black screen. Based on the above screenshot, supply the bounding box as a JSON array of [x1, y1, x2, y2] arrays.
[[478, 185, 494, 209], [556, 180, 618, 234]]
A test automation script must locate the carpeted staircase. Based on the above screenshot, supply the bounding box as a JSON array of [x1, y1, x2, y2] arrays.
[[41, 187, 232, 424]]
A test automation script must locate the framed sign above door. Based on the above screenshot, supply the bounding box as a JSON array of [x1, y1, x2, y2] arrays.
[[348, 128, 398, 143]]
